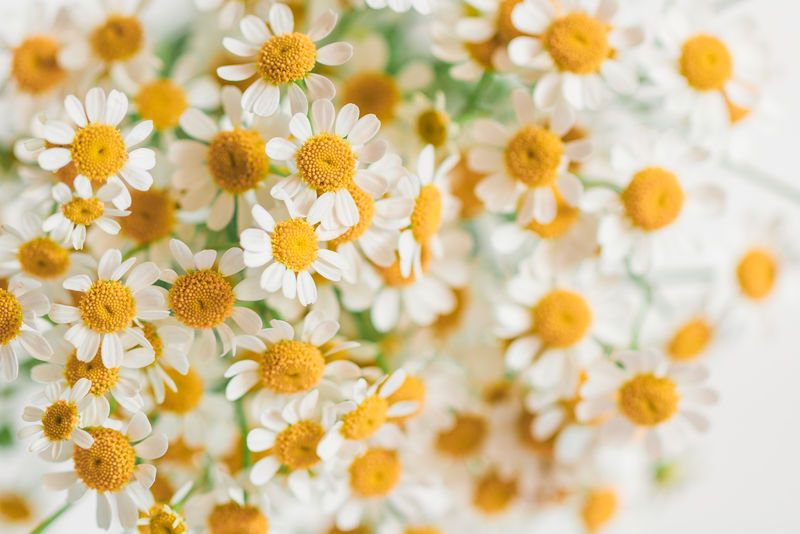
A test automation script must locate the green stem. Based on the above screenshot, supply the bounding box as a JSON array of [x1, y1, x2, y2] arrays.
[[460, 72, 493, 115], [30, 502, 72, 534], [626, 260, 653, 350], [579, 176, 622, 193], [234, 398, 250, 469], [723, 160, 800, 205]]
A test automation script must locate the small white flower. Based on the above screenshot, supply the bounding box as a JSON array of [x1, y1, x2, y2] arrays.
[[0, 276, 52, 382]]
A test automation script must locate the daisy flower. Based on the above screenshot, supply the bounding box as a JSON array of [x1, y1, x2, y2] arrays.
[[33, 87, 156, 207], [171, 85, 288, 231], [395, 91, 459, 154], [41, 412, 168, 530], [18, 378, 94, 461], [126, 320, 194, 404], [469, 88, 589, 226], [49, 248, 168, 368], [508, 0, 644, 129], [239, 204, 350, 305], [43, 176, 129, 250], [266, 99, 387, 232], [194, 0, 270, 30], [365, 0, 436, 15], [218, 4, 353, 116], [0, 276, 51, 382], [577, 349, 718, 458]]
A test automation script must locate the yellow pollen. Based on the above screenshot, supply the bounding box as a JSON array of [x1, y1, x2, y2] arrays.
[[435, 414, 487, 457], [504, 126, 564, 187], [41, 400, 78, 441], [680, 34, 733, 91], [62, 197, 104, 226], [533, 289, 592, 347], [78, 280, 136, 333], [273, 420, 325, 470], [259, 340, 325, 394], [12, 36, 65, 94], [473, 472, 517, 515], [349, 448, 401, 498], [17, 236, 70, 279], [120, 188, 177, 245], [0, 289, 22, 345], [296, 132, 356, 193], [544, 13, 610, 74], [581, 489, 617, 532], [342, 71, 400, 123], [207, 128, 270, 193], [90, 15, 144, 62], [736, 249, 776, 300], [73, 427, 135, 492], [341, 395, 389, 440], [329, 184, 375, 246], [618, 373, 679, 426], [257, 32, 317, 85], [385, 375, 426, 422], [160, 368, 204, 414], [270, 218, 319, 272], [207, 502, 269, 534], [139, 504, 187, 534], [622, 167, 684, 231], [667, 318, 713, 361], [136, 80, 189, 131], [64, 350, 120, 396], [70, 123, 128, 185], [416, 109, 449, 147], [525, 193, 579, 239], [410, 185, 443, 244], [0, 492, 32, 523], [141, 322, 163, 364], [169, 269, 235, 329]]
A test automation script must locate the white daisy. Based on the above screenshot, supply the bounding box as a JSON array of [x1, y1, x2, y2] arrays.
[[365, 0, 437, 15], [0, 276, 52, 382], [125, 319, 194, 404], [194, 0, 270, 29]]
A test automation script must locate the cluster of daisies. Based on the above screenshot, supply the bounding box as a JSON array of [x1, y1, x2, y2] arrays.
[[0, 0, 788, 533]]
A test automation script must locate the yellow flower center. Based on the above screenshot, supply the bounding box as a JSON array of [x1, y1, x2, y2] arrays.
[[465, 0, 525, 69], [142, 322, 163, 365], [169, 269, 235, 329], [736, 249, 776, 300], [504, 126, 564, 187], [12, 35, 65, 94], [295, 132, 357, 193], [342, 71, 400, 123], [207, 128, 270, 194], [406, 528, 442, 534], [160, 368, 204, 414], [327, 527, 370, 534], [618, 373, 679, 426], [667, 318, 713, 361], [207, 502, 269, 534], [259, 340, 325, 394], [543, 13, 610, 74], [257, 32, 317, 85], [621, 167, 684, 231], [65, 350, 120, 396], [140, 504, 187, 534], [41, 400, 78, 441], [517, 410, 556, 457], [0, 289, 22, 345], [348, 448, 401, 498], [62, 197, 104, 226], [90, 15, 144, 62], [533, 289, 592, 347], [79, 280, 136, 333], [410, 185, 443, 244], [435, 414, 487, 458], [416, 109, 449, 147], [341, 395, 388, 440], [73, 427, 135, 492], [376, 256, 417, 287], [54, 160, 79, 186], [17, 236, 70, 279], [136, 80, 189, 131], [450, 157, 485, 218], [384, 375, 426, 422], [273, 420, 325, 470], [270, 218, 319, 272], [329, 185, 375, 246], [0, 492, 32, 523], [473, 473, 517, 515], [725, 94, 751, 124], [525, 193, 579, 238], [679, 34, 732, 91], [581, 489, 617, 532], [120, 188, 176, 245], [70, 123, 129, 185]]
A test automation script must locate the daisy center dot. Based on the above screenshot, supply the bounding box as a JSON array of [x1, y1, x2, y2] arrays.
[[544, 13, 610, 75], [207, 128, 270, 194], [64, 350, 119, 396], [41, 400, 78, 441], [90, 15, 144, 62], [70, 123, 128, 185], [436, 414, 487, 458], [143, 504, 187, 534], [73, 427, 135, 492], [257, 32, 317, 85], [169, 269, 235, 329], [17, 237, 70, 279], [736, 249, 776, 300], [329, 184, 375, 246], [581, 489, 617, 532], [410, 185, 443, 243], [667, 318, 713, 361], [79, 280, 136, 333], [504, 126, 564, 187], [680, 34, 732, 91], [0, 289, 23, 345], [342, 71, 400, 123], [12, 35, 65, 94], [136, 79, 189, 131], [270, 218, 319, 272], [295, 132, 357, 193], [349, 448, 401, 498], [160, 368, 204, 414], [274, 420, 324, 470], [525, 193, 579, 238], [120, 188, 176, 245], [416, 109, 449, 147], [62, 197, 104, 226], [207, 502, 269, 534], [622, 167, 684, 231], [259, 340, 325, 394], [533, 289, 592, 347], [384, 375, 426, 422], [341, 395, 388, 440], [618, 373, 679, 426], [473, 473, 517, 515]]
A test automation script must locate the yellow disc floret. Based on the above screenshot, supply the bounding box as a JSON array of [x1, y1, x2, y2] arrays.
[[295, 133, 356, 193], [139, 504, 187, 534], [207, 129, 270, 193], [12, 36, 65, 94], [90, 15, 144, 62], [62, 197, 104, 226], [258, 32, 317, 84], [120, 188, 176, 245], [136, 80, 189, 131], [406, 528, 442, 534], [70, 124, 129, 185], [410, 185, 443, 243], [618, 373, 679, 426], [341, 395, 388, 440], [416, 109, 449, 147], [0, 289, 22, 345], [679, 34, 732, 91], [349, 448, 401, 498], [79, 280, 136, 333], [667, 318, 713, 361], [435, 414, 487, 458], [736, 248, 776, 300], [73, 427, 135, 492], [0, 492, 32, 523], [17, 237, 70, 279], [525, 193, 579, 239], [169, 270, 235, 329], [41, 400, 78, 441], [622, 167, 684, 231], [384, 375, 426, 422], [473, 472, 517, 515], [544, 13, 610, 74], [207, 502, 269, 534], [342, 71, 400, 123], [64, 350, 119, 396], [270, 218, 319, 272], [533, 289, 592, 347], [329, 184, 375, 246], [504, 126, 564, 187], [273, 420, 325, 470], [581, 488, 617, 532], [160, 368, 204, 414], [259, 340, 325, 394]]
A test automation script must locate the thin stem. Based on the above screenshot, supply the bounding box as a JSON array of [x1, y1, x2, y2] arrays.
[[626, 260, 654, 350], [30, 502, 72, 534], [460, 72, 493, 116], [723, 160, 800, 205]]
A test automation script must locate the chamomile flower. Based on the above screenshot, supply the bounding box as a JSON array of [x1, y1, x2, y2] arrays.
[[508, 0, 644, 129], [128, 320, 194, 404], [0, 276, 51, 382], [194, 0, 270, 30], [365, 0, 437, 15], [396, 91, 459, 154], [49, 248, 168, 368], [41, 412, 168, 530], [218, 4, 353, 116], [18, 379, 94, 461], [43, 176, 129, 250]]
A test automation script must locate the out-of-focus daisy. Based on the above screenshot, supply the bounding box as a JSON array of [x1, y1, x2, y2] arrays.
[[267, 99, 387, 232], [365, 0, 436, 15], [194, 0, 271, 30], [49, 248, 167, 368], [218, 4, 352, 116], [42, 412, 168, 530], [128, 320, 193, 404], [395, 91, 459, 154], [508, 0, 644, 129], [0, 276, 51, 382]]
